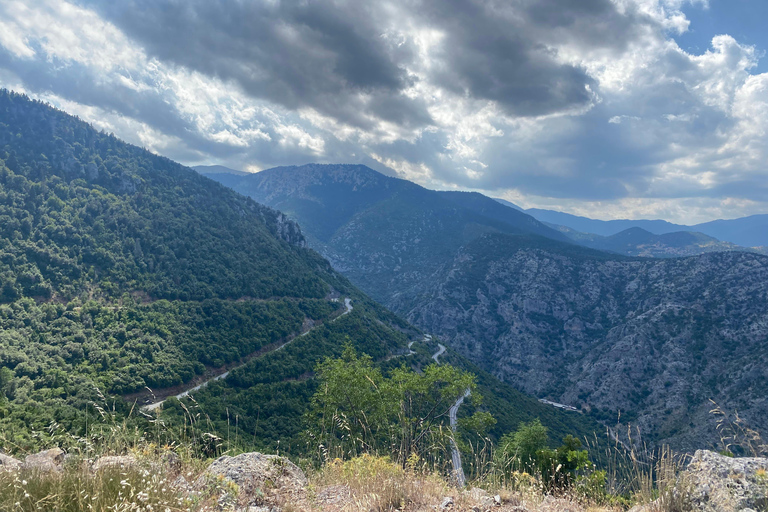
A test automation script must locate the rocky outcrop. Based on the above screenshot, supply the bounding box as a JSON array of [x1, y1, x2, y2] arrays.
[[631, 450, 768, 512], [398, 235, 768, 450], [684, 450, 768, 512], [195, 452, 307, 508], [0, 453, 21, 471], [91, 455, 139, 472], [22, 448, 65, 472]]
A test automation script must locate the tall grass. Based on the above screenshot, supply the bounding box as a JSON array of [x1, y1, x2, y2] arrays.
[[710, 400, 768, 458], [0, 463, 187, 512]]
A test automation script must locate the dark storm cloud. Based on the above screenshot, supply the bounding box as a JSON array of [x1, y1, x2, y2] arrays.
[[86, 0, 431, 130], [87, 0, 643, 122], [418, 0, 591, 116]]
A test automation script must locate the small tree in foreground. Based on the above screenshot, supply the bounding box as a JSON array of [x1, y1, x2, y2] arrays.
[[306, 345, 491, 469], [496, 419, 590, 491]]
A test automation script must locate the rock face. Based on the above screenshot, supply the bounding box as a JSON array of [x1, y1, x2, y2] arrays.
[[0, 453, 21, 471], [396, 235, 768, 450], [203, 163, 567, 304], [22, 448, 65, 472], [684, 450, 768, 512], [91, 455, 139, 472], [206, 164, 768, 450], [196, 452, 307, 505], [633, 451, 768, 512]]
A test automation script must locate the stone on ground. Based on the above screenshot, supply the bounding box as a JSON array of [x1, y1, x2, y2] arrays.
[[196, 452, 307, 507], [0, 453, 21, 471], [22, 448, 65, 472]]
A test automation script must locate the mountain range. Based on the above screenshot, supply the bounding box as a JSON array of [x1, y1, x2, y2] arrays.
[[203, 163, 768, 450], [197, 163, 568, 304], [496, 199, 768, 249], [0, 90, 600, 454]]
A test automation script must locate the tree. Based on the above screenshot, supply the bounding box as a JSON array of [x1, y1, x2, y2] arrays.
[[496, 420, 590, 490], [308, 344, 394, 457], [306, 345, 486, 467], [497, 418, 549, 474]]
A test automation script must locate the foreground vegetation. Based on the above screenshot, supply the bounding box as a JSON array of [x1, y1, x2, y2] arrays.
[[2, 349, 766, 511]]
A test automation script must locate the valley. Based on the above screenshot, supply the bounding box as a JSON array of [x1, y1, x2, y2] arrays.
[[205, 163, 768, 451]]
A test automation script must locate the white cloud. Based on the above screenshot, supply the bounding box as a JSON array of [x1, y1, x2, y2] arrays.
[[0, 0, 767, 223]]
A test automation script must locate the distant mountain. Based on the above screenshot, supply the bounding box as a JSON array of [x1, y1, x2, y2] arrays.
[[493, 198, 524, 211], [497, 201, 768, 248], [0, 91, 601, 454], [693, 215, 768, 248], [549, 225, 753, 258], [208, 163, 768, 450], [202, 164, 570, 304], [526, 207, 686, 237], [192, 164, 249, 175]]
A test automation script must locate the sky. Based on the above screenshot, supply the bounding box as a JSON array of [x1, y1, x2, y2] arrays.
[[0, 0, 767, 223]]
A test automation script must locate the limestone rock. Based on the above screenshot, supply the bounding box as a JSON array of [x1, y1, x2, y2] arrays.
[[91, 455, 138, 472], [22, 448, 65, 472], [0, 453, 21, 471], [684, 450, 768, 512], [196, 452, 306, 505], [636, 450, 768, 512]]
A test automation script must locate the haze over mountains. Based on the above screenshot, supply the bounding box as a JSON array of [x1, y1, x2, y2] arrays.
[[204, 163, 768, 450], [495, 199, 768, 249]]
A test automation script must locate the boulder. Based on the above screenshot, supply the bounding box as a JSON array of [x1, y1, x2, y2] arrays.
[[91, 455, 139, 472], [685, 450, 767, 512], [632, 450, 768, 512], [22, 448, 65, 472], [195, 452, 306, 505], [0, 453, 21, 471]]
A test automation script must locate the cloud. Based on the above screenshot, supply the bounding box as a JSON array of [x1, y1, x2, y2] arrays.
[[0, 0, 767, 222]]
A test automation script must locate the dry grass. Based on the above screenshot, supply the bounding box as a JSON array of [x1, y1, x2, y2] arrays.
[[0, 458, 186, 512], [300, 454, 624, 512], [309, 454, 448, 511]]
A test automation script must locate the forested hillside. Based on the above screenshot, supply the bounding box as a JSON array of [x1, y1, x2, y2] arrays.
[[0, 91, 602, 459]]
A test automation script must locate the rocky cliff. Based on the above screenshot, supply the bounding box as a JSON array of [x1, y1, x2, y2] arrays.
[[394, 234, 768, 450]]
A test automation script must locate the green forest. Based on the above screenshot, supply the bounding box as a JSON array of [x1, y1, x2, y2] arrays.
[[0, 90, 605, 468]]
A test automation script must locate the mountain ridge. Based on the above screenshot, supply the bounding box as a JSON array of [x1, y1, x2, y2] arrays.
[[205, 162, 768, 450], [495, 199, 768, 248]]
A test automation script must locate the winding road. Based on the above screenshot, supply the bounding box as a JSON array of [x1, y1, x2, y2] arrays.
[[142, 298, 353, 412], [431, 342, 446, 363], [430, 340, 469, 487]]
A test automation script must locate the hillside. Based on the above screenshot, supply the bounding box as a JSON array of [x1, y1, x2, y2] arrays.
[[395, 234, 768, 451], [201, 164, 569, 303], [0, 91, 602, 457], [205, 164, 768, 450]]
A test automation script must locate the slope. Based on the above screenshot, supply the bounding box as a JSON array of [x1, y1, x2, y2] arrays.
[[202, 164, 570, 303], [0, 91, 603, 458], [396, 233, 768, 451], [205, 164, 768, 450]]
